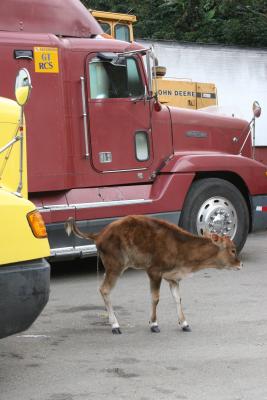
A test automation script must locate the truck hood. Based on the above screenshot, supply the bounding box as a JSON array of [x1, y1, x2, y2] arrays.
[[167, 106, 251, 157]]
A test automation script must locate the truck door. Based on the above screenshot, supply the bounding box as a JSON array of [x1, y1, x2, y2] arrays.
[[87, 53, 153, 173]]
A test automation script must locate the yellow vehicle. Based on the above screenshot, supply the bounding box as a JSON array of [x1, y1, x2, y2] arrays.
[[153, 74, 217, 110], [0, 69, 50, 339], [91, 10, 217, 109], [91, 10, 136, 42]]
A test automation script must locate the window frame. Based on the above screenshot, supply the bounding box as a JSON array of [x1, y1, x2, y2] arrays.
[[88, 55, 146, 101]]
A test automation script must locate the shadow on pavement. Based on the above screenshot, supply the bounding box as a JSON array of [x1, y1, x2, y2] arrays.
[[50, 257, 104, 279]]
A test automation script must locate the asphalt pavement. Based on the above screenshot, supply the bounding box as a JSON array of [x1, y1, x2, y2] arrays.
[[1, 231, 267, 400]]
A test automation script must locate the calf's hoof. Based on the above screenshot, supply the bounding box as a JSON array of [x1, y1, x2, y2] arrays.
[[182, 325, 191, 332], [112, 327, 122, 334], [150, 325, 160, 333], [180, 321, 191, 332]]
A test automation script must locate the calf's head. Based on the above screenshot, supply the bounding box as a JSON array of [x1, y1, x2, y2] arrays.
[[207, 233, 242, 271]]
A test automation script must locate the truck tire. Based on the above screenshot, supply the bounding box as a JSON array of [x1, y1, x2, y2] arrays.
[[179, 178, 249, 252]]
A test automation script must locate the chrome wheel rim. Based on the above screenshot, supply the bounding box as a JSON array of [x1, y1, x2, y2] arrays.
[[196, 196, 237, 239]]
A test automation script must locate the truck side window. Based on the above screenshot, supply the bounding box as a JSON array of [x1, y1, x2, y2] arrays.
[[135, 131, 150, 161], [126, 58, 145, 97], [89, 57, 144, 99], [115, 24, 130, 42]]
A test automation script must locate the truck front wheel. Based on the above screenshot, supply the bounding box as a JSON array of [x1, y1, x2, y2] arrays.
[[179, 178, 249, 252]]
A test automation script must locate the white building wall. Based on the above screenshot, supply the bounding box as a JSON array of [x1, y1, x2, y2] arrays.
[[139, 40, 267, 146]]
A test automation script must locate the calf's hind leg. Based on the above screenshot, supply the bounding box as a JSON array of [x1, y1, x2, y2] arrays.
[[99, 263, 122, 334], [147, 271, 162, 333]]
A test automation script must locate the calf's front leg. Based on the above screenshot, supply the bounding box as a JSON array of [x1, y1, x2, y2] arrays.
[[168, 280, 191, 332]]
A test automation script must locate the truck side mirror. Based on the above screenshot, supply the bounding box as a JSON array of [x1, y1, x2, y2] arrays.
[[14, 68, 32, 195], [253, 101, 261, 118], [15, 68, 32, 106], [152, 66, 167, 78]]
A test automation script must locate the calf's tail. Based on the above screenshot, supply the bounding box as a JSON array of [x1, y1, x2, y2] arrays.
[[65, 217, 98, 241]]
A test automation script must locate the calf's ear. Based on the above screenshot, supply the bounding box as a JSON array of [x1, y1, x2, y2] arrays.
[[223, 235, 231, 243], [203, 230, 211, 238], [204, 231, 221, 244], [211, 234, 230, 249], [210, 233, 227, 249], [204, 231, 227, 249], [210, 233, 220, 244]]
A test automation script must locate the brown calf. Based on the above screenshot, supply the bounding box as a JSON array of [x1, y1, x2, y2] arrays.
[[65, 215, 242, 334]]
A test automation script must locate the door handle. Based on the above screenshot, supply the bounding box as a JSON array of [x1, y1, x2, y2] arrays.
[[80, 76, 90, 159]]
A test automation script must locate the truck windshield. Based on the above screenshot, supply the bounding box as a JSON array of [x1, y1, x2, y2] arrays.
[[89, 57, 145, 99]]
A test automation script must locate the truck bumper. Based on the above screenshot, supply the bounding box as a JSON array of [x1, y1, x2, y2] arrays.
[[251, 195, 267, 232], [0, 259, 50, 339]]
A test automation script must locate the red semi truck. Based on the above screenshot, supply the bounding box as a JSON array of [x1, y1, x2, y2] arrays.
[[1, 0, 267, 259]]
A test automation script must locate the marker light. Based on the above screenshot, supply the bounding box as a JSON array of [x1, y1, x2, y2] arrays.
[[27, 210, 47, 238]]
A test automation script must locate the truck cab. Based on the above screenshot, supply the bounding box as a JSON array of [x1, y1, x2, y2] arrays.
[[0, 69, 50, 339]]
